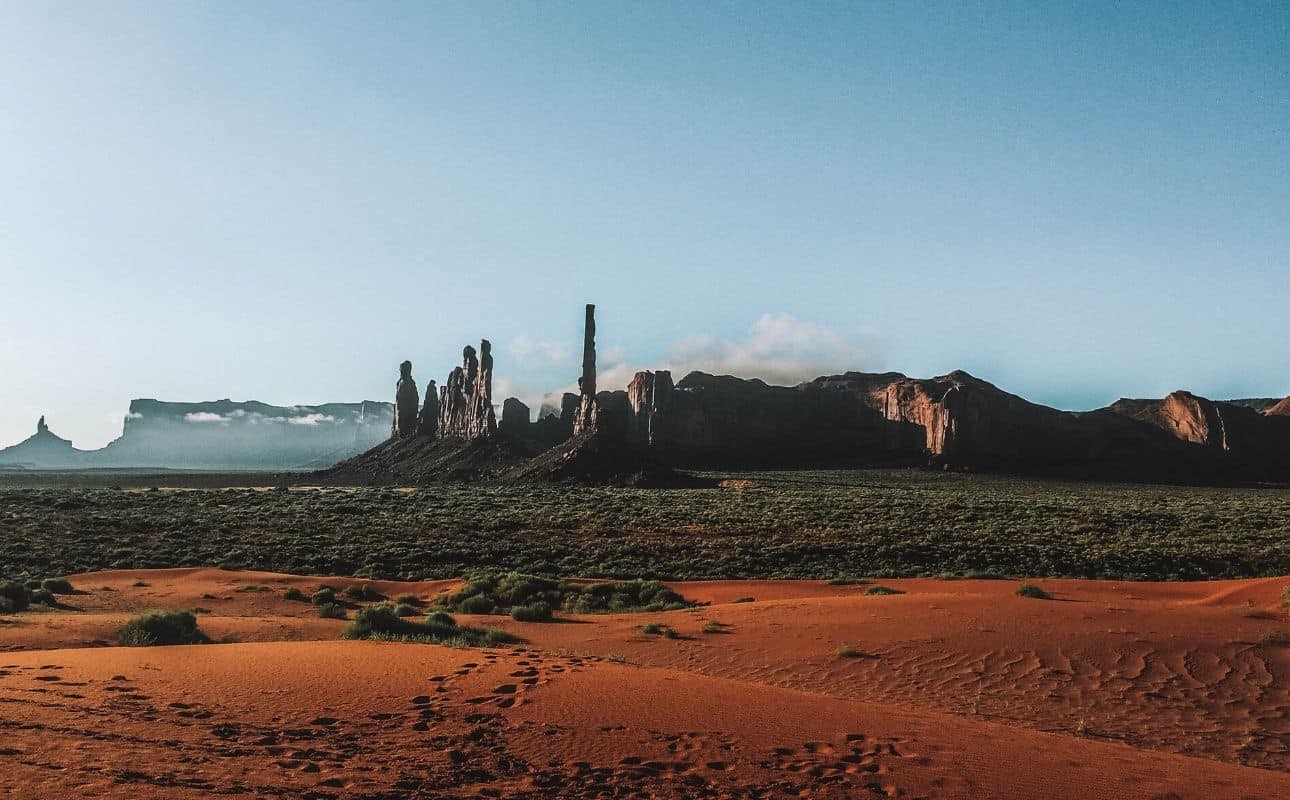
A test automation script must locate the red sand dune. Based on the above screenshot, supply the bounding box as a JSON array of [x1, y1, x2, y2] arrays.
[[1, 568, 1288, 798]]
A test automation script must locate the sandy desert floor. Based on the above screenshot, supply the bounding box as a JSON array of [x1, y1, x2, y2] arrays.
[[2, 568, 1288, 798]]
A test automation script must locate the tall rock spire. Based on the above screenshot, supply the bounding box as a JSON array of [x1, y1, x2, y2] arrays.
[[572, 304, 598, 436]]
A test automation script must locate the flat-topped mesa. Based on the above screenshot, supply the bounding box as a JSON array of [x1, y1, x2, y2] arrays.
[[437, 340, 497, 440], [572, 304, 599, 436], [392, 360, 420, 438]]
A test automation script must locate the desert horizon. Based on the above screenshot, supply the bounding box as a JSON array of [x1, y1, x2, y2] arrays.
[[3, 3, 1287, 798]]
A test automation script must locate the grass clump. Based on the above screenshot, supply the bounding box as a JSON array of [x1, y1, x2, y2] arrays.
[[1016, 583, 1053, 600], [311, 587, 336, 606], [732, 596, 755, 603], [439, 572, 696, 622], [394, 593, 423, 607], [393, 602, 419, 617], [343, 603, 519, 647], [317, 603, 348, 619], [827, 577, 868, 586], [117, 610, 209, 647], [283, 587, 307, 602], [837, 644, 863, 658], [864, 585, 904, 596]]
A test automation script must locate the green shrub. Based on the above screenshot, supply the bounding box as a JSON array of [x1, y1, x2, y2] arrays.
[[117, 610, 209, 647], [458, 595, 495, 614], [394, 593, 423, 607], [641, 623, 667, 635], [317, 603, 348, 619], [426, 610, 456, 626], [394, 603, 419, 617], [312, 587, 336, 606], [827, 577, 867, 586], [343, 603, 519, 647], [837, 644, 862, 658], [510, 601, 554, 622], [29, 588, 56, 606], [0, 581, 31, 613], [41, 578, 75, 595], [1016, 584, 1052, 600], [283, 587, 307, 602], [864, 585, 904, 596]]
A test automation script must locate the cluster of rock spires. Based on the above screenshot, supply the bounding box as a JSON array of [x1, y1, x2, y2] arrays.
[[389, 341, 500, 444], [330, 303, 1290, 486]]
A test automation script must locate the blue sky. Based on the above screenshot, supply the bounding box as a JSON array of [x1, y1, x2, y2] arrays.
[[1, 2, 1287, 448]]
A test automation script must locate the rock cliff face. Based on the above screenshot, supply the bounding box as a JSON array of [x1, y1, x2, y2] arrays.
[[605, 367, 1290, 480], [1268, 396, 1290, 417]]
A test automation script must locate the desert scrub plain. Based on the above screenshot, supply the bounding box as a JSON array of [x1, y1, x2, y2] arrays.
[[1, 469, 1287, 581]]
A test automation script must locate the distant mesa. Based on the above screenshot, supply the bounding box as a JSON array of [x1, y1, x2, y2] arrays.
[[0, 401, 393, 471]]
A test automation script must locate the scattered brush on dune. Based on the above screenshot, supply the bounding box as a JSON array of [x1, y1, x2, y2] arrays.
[[117, 610, 210, 647], [342, 604, 519, 647], [0, 576, 76, 612], [438, 571, 698, 622]]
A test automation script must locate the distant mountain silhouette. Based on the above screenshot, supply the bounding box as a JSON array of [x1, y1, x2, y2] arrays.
[[0, 401, 393, 471]]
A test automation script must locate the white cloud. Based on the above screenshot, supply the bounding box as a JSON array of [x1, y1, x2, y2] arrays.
[[184, 412, 228, 423], [287, 413, 336, 426], [506, 337, 572, 366], [663, 313, 876, 385]]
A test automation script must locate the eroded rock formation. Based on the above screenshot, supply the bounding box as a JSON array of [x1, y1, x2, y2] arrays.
[[438, 341, 497, 440], [393, 361, 420, 438], [571, 304, 599, 436], [418, 380, 440, 438], [500, 397, 530, 436]]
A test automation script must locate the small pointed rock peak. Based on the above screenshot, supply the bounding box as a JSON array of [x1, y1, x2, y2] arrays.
[[37, 415, 48, 434]]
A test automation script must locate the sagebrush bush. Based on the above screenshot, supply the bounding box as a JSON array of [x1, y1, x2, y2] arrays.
[[317, 602, 347, 619], [864, 585, 904, 596], [41, 577, 75, 595], [1016, 583, 1052, 600], [343, 584, 381, 601], [312, 587, 336, 606], [394, 602, 419, 617], [0, 580, 31, 613], [510, 601, 553, 622], [117, 610, 209, 646], [439, 571, 695, 621], [283, 587, 307, 601]]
